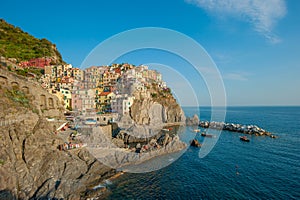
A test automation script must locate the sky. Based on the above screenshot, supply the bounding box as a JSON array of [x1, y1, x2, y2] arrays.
[[1, 0, 300, 106]]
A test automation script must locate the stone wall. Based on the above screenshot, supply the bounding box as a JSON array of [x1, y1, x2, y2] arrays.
[[0, 67, 64, 119]]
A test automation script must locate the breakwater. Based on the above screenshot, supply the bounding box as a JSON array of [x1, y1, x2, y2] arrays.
[[199, 121, 276, 137]]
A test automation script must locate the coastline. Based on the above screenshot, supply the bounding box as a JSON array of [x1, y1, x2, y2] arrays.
[[86, 136, 187, 171], [86, 140, 187, 198]]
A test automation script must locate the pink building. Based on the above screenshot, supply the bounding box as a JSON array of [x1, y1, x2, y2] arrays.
[[19, 57, 52, 69], [71, 92, 83, 111]]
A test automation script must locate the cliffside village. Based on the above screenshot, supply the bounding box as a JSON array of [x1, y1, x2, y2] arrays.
[[31, 60, 168, 118]]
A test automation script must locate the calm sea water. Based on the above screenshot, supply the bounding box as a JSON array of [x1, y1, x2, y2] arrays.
[[104, 107, 300, 199]]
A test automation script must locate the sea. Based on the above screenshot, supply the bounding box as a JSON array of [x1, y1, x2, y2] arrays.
[[102, 106, 300, 199]]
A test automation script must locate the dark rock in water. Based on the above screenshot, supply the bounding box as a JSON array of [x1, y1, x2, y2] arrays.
[[190, 139, 201, 147]]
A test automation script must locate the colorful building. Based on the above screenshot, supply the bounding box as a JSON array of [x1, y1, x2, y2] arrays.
[[60, 88, 72, 110], [98, 91, 116, 113], [19, 57, 52, 69]]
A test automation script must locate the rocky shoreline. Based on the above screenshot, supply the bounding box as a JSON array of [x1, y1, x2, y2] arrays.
[[77, 123, 187, 171], [186, 114, 277, 138], [199, 121, 277, 138]]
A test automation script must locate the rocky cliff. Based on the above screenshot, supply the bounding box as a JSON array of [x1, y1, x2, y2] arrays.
[[108, 83, 187, 170], [0, 71, 115, 199], [130, 84, 185, 125]]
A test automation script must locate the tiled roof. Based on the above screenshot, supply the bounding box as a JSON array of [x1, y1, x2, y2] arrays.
[[99, 91, 111, 96]]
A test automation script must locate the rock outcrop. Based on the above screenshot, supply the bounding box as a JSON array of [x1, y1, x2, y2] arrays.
[[0, 82, 114, 199], [0, 67, 65, 119], [112, 83, 187, 164], [186, 114, 200, 126], [199, 121, 272, 136], [130, 92, 185, 125], [90, 134, 187, 170], [190, 139, 201, 147]]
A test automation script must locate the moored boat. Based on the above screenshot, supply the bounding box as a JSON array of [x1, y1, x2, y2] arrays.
[[201, 133, 214, 138], [240, 136, 250, 142], [270, 134, 278, 139]]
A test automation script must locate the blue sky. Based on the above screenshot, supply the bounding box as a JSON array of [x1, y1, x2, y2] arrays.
[[1, 0, 300, 106]]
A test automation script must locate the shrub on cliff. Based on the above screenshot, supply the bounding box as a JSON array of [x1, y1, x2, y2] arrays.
[[4, 89, 30, 107]]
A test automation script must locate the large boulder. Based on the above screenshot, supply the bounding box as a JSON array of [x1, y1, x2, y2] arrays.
[[190, 139, 201, 147]]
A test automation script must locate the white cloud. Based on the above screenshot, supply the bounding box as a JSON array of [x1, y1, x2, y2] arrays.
[[186, 0, 287, 43]]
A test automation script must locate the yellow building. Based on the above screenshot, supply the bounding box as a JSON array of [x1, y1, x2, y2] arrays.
[[60, 88, 72, 110], [98, 91, 116, 112]]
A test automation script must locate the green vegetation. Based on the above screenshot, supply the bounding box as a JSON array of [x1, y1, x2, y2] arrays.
[[5, 89, 29, 107], [150, 83, 172, 99], [32, 108, 39, 114], [151, 93, 158, 98], [15, 67, 44, 78], [0, 159, 5, 165], [0, 19, 63, 63]]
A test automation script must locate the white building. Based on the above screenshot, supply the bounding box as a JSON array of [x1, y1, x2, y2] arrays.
[[81, 88, 96, 112], [111, 94, 135, 116]]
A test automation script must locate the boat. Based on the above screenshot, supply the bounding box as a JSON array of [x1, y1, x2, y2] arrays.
[[162, 128, 170, 132], [240, 136, 250, 142], [201, 133, 214, 138], [193, 129, 201, 133]]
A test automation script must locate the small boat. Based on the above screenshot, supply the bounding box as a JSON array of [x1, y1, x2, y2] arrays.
[[193, 129, 201, 133], [201, 133, 214, 138], [240, 136, 250, 142], [162, 128, 170, 132]]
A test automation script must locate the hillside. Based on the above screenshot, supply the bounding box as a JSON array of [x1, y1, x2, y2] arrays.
[[0, 67, 115, 199], [0, 19, 64, 64]]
